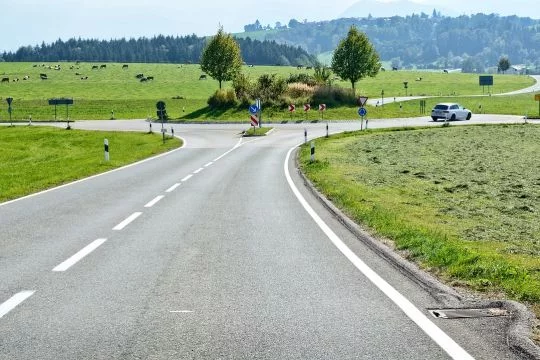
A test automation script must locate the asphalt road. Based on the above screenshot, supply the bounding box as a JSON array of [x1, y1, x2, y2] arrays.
[[0, 117, 536, 359]]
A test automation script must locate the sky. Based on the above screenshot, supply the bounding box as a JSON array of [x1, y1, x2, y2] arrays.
[[1, 0, 538, 53]]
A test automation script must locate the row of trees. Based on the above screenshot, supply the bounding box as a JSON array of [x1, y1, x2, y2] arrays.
[[1, 35, 317, 67]]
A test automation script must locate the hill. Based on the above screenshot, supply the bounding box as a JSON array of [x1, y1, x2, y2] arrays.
[[238, 13, 540, 72]]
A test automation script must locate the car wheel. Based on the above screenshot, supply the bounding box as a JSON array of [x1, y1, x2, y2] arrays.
[[450, 114, 456, 121], [431, 116, 437, 121], [466, 113, 472, 120]]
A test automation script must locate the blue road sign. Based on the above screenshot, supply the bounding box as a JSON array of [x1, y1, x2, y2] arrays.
[[358, 107, 367, 117], [249, 104, 259, 114]]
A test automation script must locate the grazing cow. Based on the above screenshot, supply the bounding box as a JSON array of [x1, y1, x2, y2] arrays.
[[40, 73, 48, 80], [92, 65, 99, 70], [306, 66, 313, 70], [297, 65, 304, 69], [135, 73, 144, 79], [1, 77, 9, 83], [248, 64, 254, 67], [140, 77, 148, 82], [381, 67, 386, 71], [75, 72, 82, 76], [122, 64, 129, 69], [443, 69, 449, 73], [100, 64, 107, 69], [12, 78, 19, 82], [80, 76, 88, 80], [199, 74, 207, 80], [392, 67, 398, 71], [146, 76, 154, 81], [415, 77, 422, 81], [23, 75, 29, 80], [70, 66, 74, 69]]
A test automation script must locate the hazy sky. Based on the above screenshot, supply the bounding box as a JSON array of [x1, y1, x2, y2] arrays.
[[1, 0, 538, 52]]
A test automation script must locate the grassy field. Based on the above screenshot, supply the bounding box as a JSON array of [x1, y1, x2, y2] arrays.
[[0, 62, 536, 121], [0, 126, 181, 202], [299, 124, 540, 314]]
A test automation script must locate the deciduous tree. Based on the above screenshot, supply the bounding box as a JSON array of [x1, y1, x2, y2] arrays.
[[200, 27, 243, 89]]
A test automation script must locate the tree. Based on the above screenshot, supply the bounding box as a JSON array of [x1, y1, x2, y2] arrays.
[[498, 56, 510, 73], [200, 27, 243, 89], [331, 26, 381, 92]]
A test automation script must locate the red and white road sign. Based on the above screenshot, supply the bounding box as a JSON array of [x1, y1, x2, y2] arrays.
[[358, 96, 369, 107], [250, 114, 259, 127], [319, 104, 326, 111], [289, 104, 296, 112], [304, 104, 311, 112]]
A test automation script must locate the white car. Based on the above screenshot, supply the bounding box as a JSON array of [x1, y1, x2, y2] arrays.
[[431, 103, 472, 121]]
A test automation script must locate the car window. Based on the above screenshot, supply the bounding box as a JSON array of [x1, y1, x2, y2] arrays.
[[450, 105, 458, 109], [434, 105, 448, 110]]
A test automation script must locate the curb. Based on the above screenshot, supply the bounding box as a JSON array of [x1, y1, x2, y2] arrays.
[[293, 147, 540, 360]]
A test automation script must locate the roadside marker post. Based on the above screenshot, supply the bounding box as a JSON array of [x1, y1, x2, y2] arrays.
[[319, 104, 326, 120], [6, 97, 13, 126], [326, 122, 329, 138], [304, 128, 307, 144], [104, 139, 110, 161], [310, 141, 315, 162]]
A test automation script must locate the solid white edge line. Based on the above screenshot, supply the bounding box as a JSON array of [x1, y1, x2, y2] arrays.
[[204, 162, 213, 167], [144, 195, 165, 208], [0, 135, 187, 208], [0, 291, 35, 319], [193, 168, 204, 174], [52, 238, 107, 272], [284, 145, 475, 360], [113, 212, 143, 231], [181, 174, 193, 182], [166, 183, 181, 193]]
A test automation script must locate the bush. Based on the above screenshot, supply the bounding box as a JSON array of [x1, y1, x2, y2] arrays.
[[311, 86, 356, 107], [207, 89, 238, 109], [287, 73, 317, 86], [253, 74, 287, 106], [287, 83, 316, 99]]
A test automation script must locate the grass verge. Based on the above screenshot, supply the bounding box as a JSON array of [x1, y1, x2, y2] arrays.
[[0, 126, 181, 203], [243, 127, 273, 136], [299, 124, 540, 315]]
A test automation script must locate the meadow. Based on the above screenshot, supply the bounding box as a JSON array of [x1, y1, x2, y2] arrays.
[[0, 126, 181, 202], [299, 124, 540, 315], [0, 62, 536, 121]]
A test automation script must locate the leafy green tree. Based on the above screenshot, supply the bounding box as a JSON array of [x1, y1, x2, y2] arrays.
[[498, 56, 510, 74], [331, 26, 381, 93], [200, 27, 243, 89]]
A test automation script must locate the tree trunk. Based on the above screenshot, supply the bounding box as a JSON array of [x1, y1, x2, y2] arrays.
[[219, 80, 222, 89]]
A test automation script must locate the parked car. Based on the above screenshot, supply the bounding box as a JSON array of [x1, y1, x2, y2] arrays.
[[431, 103, 472, 121]]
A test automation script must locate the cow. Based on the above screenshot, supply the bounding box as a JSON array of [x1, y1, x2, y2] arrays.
[[392, 67, 398, 71], [199, 74, 207, 80], [81, 76, 88, 80], [76, 72, 82, 76], [100, 64, 107, 69], [1, 77, 9, 83], [92, 65, 99, 70], [122, 64, 129, 69], [23, 75, 29, 80], [135, 73, 144, 79], [415, 77, 422, 81], [248, 64, 254, 67], [306, 66, 313, 70], [297, 65, 304, 69], [12, 78, 19, 82], [140, 77, 148, 82], [381, 67, 386, 71], [40, 73, 48, 80], [146, 76, 154, 81], [443, 69, 449, 73]]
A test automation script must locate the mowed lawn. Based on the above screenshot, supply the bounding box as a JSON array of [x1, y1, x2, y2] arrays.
[[0, 62, 535, 120], [299, 124, 540, 314], [0, 126, 181, 202]]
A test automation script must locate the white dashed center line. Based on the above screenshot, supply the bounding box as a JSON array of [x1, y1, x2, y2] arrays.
[[53, 238, 107, 272], [181, 175, 193, 182], [204, 162, 213, 167], [144, 195, 165, 208], [0, 291, 35, 319], [166, 183, 181, 193], [113, 212, 142, 230], [193, 168, 204, 174]]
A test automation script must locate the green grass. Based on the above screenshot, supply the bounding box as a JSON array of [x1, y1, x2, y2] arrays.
[[299, 124, 540, 306], [243, 126, 273, 136], [0, 62, 536, 121], [0, 126, 181, 202]]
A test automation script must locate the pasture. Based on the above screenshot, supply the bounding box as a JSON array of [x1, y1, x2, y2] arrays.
[[0, 62, 536, 121], [299, 124, 540, 315], [0, 126, 181, 203]]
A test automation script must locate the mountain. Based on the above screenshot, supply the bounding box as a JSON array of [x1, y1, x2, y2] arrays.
[[341, 0, 453, 18]]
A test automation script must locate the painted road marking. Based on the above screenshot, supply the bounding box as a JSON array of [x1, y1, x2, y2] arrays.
[[166, 183, 181, 193], [0, 291, 35, 319], [169, 310, 193, 313], [113, 212, 142, 231], [144, 195, 165, 208], [181, 175, 193, 182], [53, 238, 107, 272], [204, 162, 213, 167], [284, 146, 475, 360], [193, 168, 204, 174]]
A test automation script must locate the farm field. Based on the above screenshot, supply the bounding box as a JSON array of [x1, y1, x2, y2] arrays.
[[299, 124, 540, 316], [0, 62, 536, 121], [0, 126, 181, 203]]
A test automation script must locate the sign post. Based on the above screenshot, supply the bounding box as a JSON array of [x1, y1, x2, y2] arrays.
[[319, 104, 326, 120], [358, 107, 367, 130], [479, 76, 494, 95], [249, 103, 259, 133], [304, 104, 311, 121], [48, 98, 74, 128], [289, 104, 295, 121], [156, 101, 167, 143], [6, 97, 13, 125], [256, 98, 262, 128], [104, 139, 110, 161]]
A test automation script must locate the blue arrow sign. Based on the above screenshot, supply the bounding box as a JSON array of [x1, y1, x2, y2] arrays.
[[358, 107, 367, 117], [249, 104, 259, 114]]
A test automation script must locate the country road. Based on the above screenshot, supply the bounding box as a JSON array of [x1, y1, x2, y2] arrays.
[[2, 115, 539, 359]]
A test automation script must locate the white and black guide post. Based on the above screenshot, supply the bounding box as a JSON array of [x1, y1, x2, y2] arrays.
[[310, 141, 315, 162], [304, 128, 307, 144], [104, 139, 110, 161]]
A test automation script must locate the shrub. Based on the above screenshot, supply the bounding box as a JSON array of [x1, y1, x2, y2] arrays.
[[207, 89, 238, 109], [287, 83, 316, 99], [253, 74, 287, 106], [311, 86, 356, 107], [287, 73, 317, 86]]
